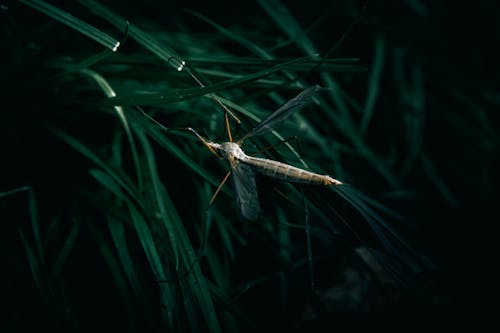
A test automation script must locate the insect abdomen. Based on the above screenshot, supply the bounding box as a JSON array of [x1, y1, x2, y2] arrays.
[[243, 156, 341, 186]]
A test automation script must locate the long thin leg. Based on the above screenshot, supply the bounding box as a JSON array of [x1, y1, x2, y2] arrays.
[[247, 134, 315, 288], [299, 185, 314, 291], [209, 170, 232, 205], [255, 135, 315, 290], [224, 111, 233, 142], [203, 170, 231, 252]]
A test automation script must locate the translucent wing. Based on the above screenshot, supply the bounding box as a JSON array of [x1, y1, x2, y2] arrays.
[[239, 85, 320, 142], [229, 157, 260, 220]]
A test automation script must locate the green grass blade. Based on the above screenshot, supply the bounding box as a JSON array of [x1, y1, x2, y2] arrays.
[[128, 204, 176, 328], [134, 129, 180, 269], [76, 0, 184, 70], [19, 0, 120, 51], [89, 169, 131, 203], [360, 36, 385, 135], [106, 56, 316, 106], [420, 154, 459, 208], [91, 225, 138, 332], [258, 0, 317, 55], [185, 10, 271, 59], [51, 217, 80, 278], [135, 129, 222, 333], [141, 124, 219, 187], [1, 187, 45, 267], [51, 129, 141, 208], [19, 230, 44, 293], [107, 217, 155, 324], [78, 68, 144, 189]]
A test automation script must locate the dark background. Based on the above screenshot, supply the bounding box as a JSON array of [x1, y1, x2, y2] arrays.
[[1, 0, 498, 331]]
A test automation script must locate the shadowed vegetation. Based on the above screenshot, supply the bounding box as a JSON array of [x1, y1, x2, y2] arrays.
[[1, 0, 497, 331]]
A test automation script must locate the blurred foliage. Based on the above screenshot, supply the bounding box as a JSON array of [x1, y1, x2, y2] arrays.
[[1, 0, 498, 331]]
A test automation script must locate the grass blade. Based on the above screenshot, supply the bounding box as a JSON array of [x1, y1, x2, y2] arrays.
[[360, 36, 385, 135], [106, 56, 316, 106], [135, 129, 222, 333], [51, 129, 141, 209], [76, 0, 184, 70], [19, 0, 120, 51]]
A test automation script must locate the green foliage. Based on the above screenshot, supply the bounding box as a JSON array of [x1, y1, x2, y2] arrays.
[[1, 0, 497, 331]]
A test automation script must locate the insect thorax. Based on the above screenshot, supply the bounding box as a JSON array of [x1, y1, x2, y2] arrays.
[[220, 142, 246, 160]]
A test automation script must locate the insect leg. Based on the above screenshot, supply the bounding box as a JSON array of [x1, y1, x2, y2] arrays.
[[253, 135, 316, 288], [299, 185, 314, 291], [261, 135, 315, 288], [224, 111, 233, 142], [202, 171, 231, 250], [209, 170, 232, 205], [291, 136, 315, 290]]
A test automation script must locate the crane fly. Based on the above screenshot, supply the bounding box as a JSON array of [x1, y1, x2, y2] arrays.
[[185, 86, 342, 220]]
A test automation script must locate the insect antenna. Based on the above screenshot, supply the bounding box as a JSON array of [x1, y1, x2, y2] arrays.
[[137, 106, 223, 159]]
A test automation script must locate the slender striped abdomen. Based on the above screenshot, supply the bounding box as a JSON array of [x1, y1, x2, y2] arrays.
[[242, 156, 341, 186]]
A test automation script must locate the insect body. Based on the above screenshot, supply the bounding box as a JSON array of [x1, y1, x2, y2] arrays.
[[214, 141, 340, 186], [188, 86, 342, 220]]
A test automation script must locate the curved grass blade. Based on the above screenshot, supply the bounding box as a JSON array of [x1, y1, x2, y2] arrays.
[[19, 0, 120, 52], [420, 154, 458, 208], [51, 129, 142, 210], [78, 69, 143, 189], [105, 56, 316, 106], [108, 217, 155, 326], [18, 230, 60, 322], [128, 204, 176, 328], [135, 129, 222, 333], [90, 225, 138, 331], [76, 0, 184, 70], [1, 186, 44, 266], [51, 217, 80, 278], [135, 130, 179, 269], [360, 36, 385, 135], [258, 0, 317, 55], [185, 9, 271, 59], [18, 230, 44, 296]]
